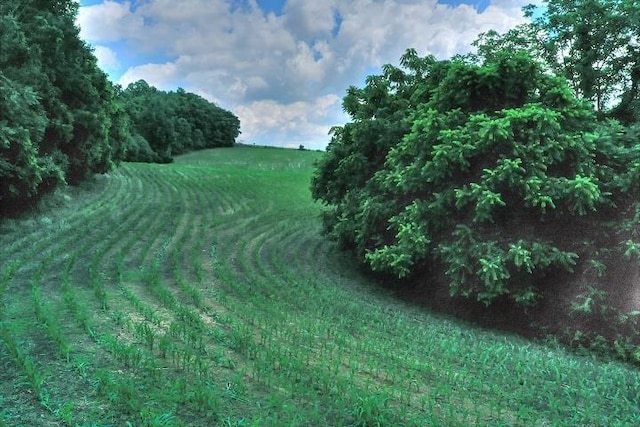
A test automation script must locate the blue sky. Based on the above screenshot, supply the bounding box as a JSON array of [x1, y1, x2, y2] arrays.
[[77, 0, 535, 149]]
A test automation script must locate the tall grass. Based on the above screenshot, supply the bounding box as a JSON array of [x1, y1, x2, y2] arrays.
[[0, 146, 639, 426]]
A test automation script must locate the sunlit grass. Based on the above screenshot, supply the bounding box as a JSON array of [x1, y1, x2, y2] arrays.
[[1, 146, 639, 426]]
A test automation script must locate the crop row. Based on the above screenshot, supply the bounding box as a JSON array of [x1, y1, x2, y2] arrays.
[[1, 149, 640, 426]]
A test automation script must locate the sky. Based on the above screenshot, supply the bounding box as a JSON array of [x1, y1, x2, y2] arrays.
[[76, 0, 537, 150]]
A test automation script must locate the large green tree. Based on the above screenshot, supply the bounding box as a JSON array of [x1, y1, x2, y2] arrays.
[[312, 50, 449, 249], [312, 50, 640, 306], [1, 0, 124, 214], [0, 11, 59, 212]]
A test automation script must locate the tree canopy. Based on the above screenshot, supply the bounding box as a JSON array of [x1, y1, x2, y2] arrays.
[[0, 0, 241, 216], [1, 0, 122, 213], [473, 0, 640, 122], [119, 81, 240, 163], [312, 12, 640, 307]]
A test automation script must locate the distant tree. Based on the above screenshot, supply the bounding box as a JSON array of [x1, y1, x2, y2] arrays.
[[120, 81, 241, 163]]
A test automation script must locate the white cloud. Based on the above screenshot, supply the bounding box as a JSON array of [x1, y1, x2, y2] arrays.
[[235, 94, 343, 150], [119, 63, 179, 90], [286, 41, 331, 84], [77, 1, 144, 42], [78, 0, 535, 148], [92, 45, 121, 77], [283, 0, 338, 40]]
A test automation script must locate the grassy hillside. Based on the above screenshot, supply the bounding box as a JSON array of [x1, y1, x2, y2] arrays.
[[1, 146, 639, 426]]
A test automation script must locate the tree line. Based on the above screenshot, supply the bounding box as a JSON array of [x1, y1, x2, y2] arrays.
[[312, 0, 640, 311], [119, 81, 240, 164], [0, 0, 240, 216]]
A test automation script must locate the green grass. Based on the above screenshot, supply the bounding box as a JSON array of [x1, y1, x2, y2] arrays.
[[1, 145, 639, 426]]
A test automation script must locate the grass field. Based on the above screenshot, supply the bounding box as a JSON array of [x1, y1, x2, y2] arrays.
[[1, 146, 639, 426]]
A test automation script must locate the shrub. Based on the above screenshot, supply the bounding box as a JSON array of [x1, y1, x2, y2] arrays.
[[312, 50, 640, 306]]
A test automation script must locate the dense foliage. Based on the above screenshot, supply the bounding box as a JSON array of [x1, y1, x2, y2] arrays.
[[0, 1, 241, 216], [312, 1, 640, 307], [474, 0, 640, 122], [120, 81, 240, 163], [0, 0, 124, 214]]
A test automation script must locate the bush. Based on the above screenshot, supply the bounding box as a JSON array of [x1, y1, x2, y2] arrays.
[[312, 50, 640, 306]]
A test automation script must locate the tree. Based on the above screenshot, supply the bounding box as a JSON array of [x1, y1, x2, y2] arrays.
[[312, 50, 640, 306], [0, 1, 241, 216], [474, 0, 640, 122], [120, 81, 241, 163], [312, 50, 450, 247], [531, 0, 634, 113], [0, 0, 126, 214], [313, 51, 430, 251], [0, 11, 60, 213]]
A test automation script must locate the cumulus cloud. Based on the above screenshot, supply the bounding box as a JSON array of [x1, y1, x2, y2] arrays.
[[77, 0, 145, 41], [119, 62, 179, 90], [235, 94, 344, 150], [77, 0, 536, 148], [283, 0, 339, 40], [92, 45, 121, 75]]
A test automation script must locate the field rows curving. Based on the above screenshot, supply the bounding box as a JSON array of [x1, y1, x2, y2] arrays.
[[1, 147, 640, 426]]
